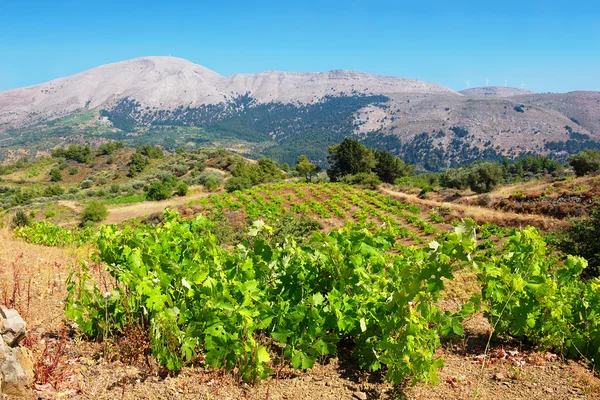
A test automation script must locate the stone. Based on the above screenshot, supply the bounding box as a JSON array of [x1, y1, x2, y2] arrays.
[[353, 392, 368, 400], [0, 307, 27, 347], [0, 308, 33, 397]]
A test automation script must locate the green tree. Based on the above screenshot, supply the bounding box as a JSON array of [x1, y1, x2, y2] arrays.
[[373, 150, 413, 184], [327, 138, 375, 182], [467, 162, 503, 193], [82, 200, 108, 223], [569, 149, 600, 177], [441, 168, 470, 190], [127, 153, 149, 177], [296, 155, 320, 182]]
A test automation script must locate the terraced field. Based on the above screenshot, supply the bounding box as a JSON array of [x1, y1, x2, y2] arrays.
[[185, 183, 451, 244]]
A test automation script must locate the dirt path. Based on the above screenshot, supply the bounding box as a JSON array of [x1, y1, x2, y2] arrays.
[[104, 189, 221, 224], [380, 186, 567, 230]]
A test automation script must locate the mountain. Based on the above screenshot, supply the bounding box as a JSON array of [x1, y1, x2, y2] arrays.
[[459, 86, 533, 97], [0, 56, 457, 127], [1, 56, 599, 170]]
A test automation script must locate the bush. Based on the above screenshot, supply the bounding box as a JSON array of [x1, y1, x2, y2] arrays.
[[137, 144, 164, 159], [69, 167, 78, 175], [49, 168, 62, 182], [147, 181, 172, 201], [175, 183, 188, 197], [569, 149, 600, 177], [225, 176, 253, 192], [80, 180, 93, 189], [441, 168, 470, 190], [127, 153, 150, 177], [96, 141, 124, 156], [340, 172, 381, 189], [81, 200, 108, 223], [51, 145, 92, 163], [467, 162, 503, 193], [43, 185, 65, 197], [11, 210, 30, 228], [554, 204, 600, 278], [203, 175, 220, 191]]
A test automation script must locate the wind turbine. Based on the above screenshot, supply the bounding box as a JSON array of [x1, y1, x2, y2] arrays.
[[504, 80, 508, 87], [485, 77, 489, 86], [521, 81, 526, 89], [466, 80, 470, 89]]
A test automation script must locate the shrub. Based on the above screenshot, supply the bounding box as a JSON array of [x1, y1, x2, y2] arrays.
[[81, 200, 108, 223], [80, 180, 93, 189], [96, 141, 124, 156], [49, 168, 62, 182], [11, 210, 30, 228], [554, 204, 600, 278], [69, 167, 78, 175], [203, 175, 220, 191], [146, 181, 172, 201], [51, 144, 92, 163], [569, 149, 600, 177], [127, 153, 150, 177], [225, 176, 253, 192], [137, 144, 164, 159], [441, 168, 470, 190], [175, 183, 188, 197], [467, 162, 503, 193], [43, 185, 65, 197], [170, 163, 189, 177], [340, 172, 381, 189]]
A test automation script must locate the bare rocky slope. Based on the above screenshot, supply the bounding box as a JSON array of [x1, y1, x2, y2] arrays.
[[0, 56, 457, 127]]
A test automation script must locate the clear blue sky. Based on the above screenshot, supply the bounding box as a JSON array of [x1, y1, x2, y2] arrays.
[[1, 0, 599, 93]]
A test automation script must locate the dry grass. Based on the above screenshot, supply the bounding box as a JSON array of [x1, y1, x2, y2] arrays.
[[381, 186, 568, 231]]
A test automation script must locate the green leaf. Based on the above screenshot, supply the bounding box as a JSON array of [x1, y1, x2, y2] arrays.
[[256, 346, 270, 363]]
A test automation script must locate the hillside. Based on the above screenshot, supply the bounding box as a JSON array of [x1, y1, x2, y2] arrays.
[[459, 86, 534, 97], [1, 57, 600, 170], [0, 56, 457, 127]]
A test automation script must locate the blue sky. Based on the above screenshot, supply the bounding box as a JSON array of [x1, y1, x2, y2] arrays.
[[1, 0, 598, 93]]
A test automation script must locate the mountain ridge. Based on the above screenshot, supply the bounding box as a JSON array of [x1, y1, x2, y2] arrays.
[[0, 56, 459, 127]]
